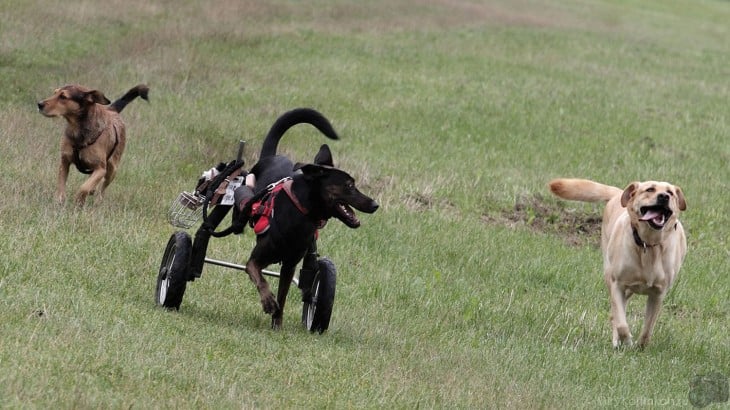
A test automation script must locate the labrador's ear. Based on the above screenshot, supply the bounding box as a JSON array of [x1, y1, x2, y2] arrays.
[[313, 144, 334, 167], [674, 186, 687, 211], [620, 182, 639, 208]]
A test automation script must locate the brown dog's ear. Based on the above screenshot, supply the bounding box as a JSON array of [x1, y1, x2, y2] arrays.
[[620, 182, 639, 207], [675, 186, 687, 211], [85, 90, 111, 105]]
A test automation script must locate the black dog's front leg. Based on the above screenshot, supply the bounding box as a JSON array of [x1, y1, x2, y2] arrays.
[[272, 262, 298, 329], [190, 205, 231, 278], [245, 259, 279, 319]]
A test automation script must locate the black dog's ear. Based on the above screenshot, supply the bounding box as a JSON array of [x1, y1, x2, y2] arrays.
[[293, 145, 333, 172], [313, 144, 334, 167], [298, 163, 328, 179]]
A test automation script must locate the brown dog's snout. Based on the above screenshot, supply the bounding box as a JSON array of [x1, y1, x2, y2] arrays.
[[37, 101, 45, 111], [657, 193, 669, 204]]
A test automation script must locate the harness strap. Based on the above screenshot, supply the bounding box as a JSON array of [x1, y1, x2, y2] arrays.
[[247, 177, 319, 235], [73, 150, 92, 174], [72, 126, 120, 174], [210, 166, 245, 205], [280, 179, 308, 215]]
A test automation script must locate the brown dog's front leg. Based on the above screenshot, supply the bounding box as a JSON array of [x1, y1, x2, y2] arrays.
[[245, 259, 279, 316], [56, 157, 71, 204], [76, 167, 107, 206]]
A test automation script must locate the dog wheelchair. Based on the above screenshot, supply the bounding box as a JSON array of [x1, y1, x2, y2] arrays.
[[155, 141, 337, 333]]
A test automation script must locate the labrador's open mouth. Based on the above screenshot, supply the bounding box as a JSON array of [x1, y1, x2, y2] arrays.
[[639, 205, 672, 230]]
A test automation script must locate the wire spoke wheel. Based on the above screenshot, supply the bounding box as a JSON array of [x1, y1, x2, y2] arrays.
[[302, 258, 336, 333], [155, 231, 192, 310]]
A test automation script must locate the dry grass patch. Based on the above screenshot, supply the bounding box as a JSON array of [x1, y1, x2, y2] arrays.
[[483, 193, 602, 247]]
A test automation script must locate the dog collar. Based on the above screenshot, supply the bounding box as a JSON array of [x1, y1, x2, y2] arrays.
[[70, 127, 105, 150], [632, 225, 657, 252]]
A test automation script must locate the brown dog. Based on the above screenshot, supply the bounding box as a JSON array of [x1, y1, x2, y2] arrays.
[[38, 84, 149, 205], [549, 178, 687, 348]]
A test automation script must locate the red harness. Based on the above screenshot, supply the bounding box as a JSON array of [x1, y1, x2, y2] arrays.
[[249, 178, 325, 236]]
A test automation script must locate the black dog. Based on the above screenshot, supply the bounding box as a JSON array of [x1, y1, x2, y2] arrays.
[[234, 108, 379, 329]]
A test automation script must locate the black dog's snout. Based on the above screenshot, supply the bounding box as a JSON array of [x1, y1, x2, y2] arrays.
[[369, 200, 379, 213]]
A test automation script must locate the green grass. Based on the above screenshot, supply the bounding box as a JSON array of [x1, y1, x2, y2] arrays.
[[1, 0, 729, 408]]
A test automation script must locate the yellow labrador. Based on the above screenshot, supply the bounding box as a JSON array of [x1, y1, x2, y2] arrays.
[[549, 178, 687, 348]]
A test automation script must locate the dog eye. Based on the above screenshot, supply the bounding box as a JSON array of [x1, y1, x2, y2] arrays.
[[58, 94, 67, 100], [646, 187, 655, 193]]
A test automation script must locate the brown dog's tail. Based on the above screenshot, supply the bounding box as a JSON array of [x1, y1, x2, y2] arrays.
[[109, 84, 149, 113], [549, 178, 622, 203]]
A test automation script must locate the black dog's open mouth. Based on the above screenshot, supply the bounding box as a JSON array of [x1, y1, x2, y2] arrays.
[[639, 205, 673, 230], [334, 202, 361, 228]]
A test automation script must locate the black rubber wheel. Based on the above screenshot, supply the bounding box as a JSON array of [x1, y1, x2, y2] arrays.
[[155, 231, 192, 310], [302, 258, 336, 333]]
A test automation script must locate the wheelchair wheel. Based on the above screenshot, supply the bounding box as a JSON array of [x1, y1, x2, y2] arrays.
[[302, 258, 336, 333], [155, 231, 192, 310]]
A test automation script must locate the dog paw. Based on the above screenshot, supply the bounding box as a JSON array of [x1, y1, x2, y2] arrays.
[[612, 340, 633, 349], [638, 335, 651, 349], [260, 294, 280, 315], [612, 334, 634, 349], [74, 193, 88, 206]]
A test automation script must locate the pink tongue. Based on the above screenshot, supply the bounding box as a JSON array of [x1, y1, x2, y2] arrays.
[[640, 210, 665, 225]]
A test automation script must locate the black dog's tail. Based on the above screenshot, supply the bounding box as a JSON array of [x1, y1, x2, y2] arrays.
[[259, 108, 339, 159], [109, 84, 150, 113]]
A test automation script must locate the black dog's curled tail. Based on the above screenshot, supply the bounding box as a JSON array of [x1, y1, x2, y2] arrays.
[[259, 108, 339, 159], [109, 84, 150, 113]]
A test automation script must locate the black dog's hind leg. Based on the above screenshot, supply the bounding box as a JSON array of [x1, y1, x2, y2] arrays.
[[298, 239, 319, 302], [190, 205, 231, 278]]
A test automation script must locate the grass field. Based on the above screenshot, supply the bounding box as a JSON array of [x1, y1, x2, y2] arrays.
[[1, 0, 729, 408]]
